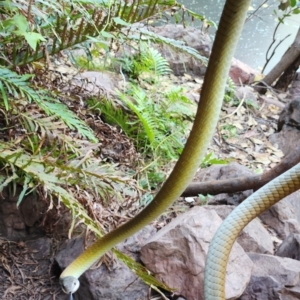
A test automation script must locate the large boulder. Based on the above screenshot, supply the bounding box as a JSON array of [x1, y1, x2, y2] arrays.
[[240, 253, 300, 300], [140, 206, 253, 300]]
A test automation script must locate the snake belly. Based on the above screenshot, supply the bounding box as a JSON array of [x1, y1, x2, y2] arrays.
[[60, 0, 251, 296]]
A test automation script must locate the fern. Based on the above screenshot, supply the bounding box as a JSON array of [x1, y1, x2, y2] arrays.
[[36, 97, 98, 142], [0, 67, 37, 110], [0, 67, 97, 142], [0, 141, 133, 231], [116, 83, 195, 161], [119, 87, 156, 143], [136, 43, 171, 78], [87, 98, 136, 136], [1, 0, 181, 67]]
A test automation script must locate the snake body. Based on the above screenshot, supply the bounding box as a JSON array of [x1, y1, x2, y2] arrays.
[[204, 163, 300, 299], [59, 1, 300, 299]]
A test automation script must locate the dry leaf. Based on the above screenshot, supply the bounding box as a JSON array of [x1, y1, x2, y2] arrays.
[[232, 122, 244, 130], [251, 138, 264, 145], [252, 152, 270, 164], [247, 116, 257, 126]]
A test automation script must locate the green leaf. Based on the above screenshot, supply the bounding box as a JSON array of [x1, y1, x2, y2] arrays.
[[100, 31, 115, 38], [113, 17, 130, 26], [0, 81, 9, 110], [13, 14, 28, 32], [17, 175, 31, 207], [23, 32, 46, 51], [290, 0, 296, 7], [113, 249, 174, 292], [0, 174, 19, 192]]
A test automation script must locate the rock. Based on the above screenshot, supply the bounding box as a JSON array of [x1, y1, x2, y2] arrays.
[[55, 228, 153, 300], [140, 206, 253, 300], [278, 98, 300, 131], [68, 71, 122, 97], [229, 58, 257, 85], [259, 199, 300, 239], [0, 187, 45, 240], [269, 125, 300, 155], [148, 25, 257, 84], [240, 253, 300, 300], [234, 86, 258, 104], [208, 205, 273, 254], [194, 162, 254, 205], [270, 98, 300, 154], [276, 233, 300, 260], [283, 190, 300, 224], [147, 25, 211, 77], [118, 225, 156, 253], [150, 24, 212, 57], [206, 206, 273, 254], [238, 218, 274, 254]]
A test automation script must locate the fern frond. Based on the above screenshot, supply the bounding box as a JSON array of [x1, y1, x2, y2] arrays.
[[139, 44, 171, 77], [119, 91, 155, 143], [0, 67, 37, 109], [0, 141, 134, 235], [0, 67, 97, 142], [35, 97, 98, 142], [87, 98, 136, 136], [3, 0, 180, 67], [131, 27, 208, 65]]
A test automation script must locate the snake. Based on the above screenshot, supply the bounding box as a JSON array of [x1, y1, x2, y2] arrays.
[[59, 0, 300, 299]]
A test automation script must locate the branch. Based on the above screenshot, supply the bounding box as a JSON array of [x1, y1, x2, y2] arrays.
[[181, 146, 300, 197], [255, 26, 300, 94]]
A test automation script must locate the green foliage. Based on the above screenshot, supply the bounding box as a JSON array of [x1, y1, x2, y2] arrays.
[[0, 0, 183, 67], [200, 152, 228, 168], [88, 97, 135, 135], [119, 43, 171, 81], [0, 67, 36, 110], [0, 141, 133, 233], [88, 85, 196, 192], [224, 77, 236, 104], [0, 0, 214, 293], [0, 67, 97, 143], [197, 194, 213, 205], [244, 98, 259, 110], [221, 124, 237, 139], [118, 84, 195, 160]]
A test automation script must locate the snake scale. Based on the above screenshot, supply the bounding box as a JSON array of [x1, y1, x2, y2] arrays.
[[60, 1, 300, 299]]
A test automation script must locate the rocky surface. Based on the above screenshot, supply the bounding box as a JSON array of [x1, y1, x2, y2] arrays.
[[149, 25, 257, 84], [270, 98, 300, 155], [240, 253, 300, 300], [206, 205, 274, 255], [276, 233, 300, 260], [140, 207, 253, 300]]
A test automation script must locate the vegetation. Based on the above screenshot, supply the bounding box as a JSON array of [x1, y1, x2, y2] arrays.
[[0, 0, 211, 295]]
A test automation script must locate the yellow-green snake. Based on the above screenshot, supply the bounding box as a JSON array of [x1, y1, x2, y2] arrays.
[[60, 1, 300, 299]]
